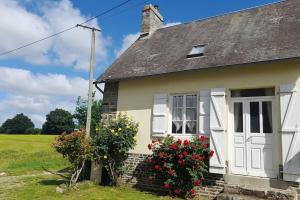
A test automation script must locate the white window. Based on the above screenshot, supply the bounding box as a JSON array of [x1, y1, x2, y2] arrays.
[[171, 94, 198, 134]]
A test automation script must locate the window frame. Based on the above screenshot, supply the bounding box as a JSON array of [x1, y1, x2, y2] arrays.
[[169, 93, 199, 136]]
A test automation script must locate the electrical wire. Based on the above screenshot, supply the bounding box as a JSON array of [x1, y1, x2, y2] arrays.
[[0, 0, 135, 57]]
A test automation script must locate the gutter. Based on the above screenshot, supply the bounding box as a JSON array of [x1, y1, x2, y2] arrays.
[[93, 80, 104, 94]]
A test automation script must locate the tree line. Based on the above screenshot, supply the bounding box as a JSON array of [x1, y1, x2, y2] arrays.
[[0, 95, 102, 135]]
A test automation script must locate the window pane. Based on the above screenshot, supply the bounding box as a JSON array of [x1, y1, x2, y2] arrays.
[[173, 96, 183, 108], [231, 88, 275, 97], [172, 108, 183, 120], [186, 121, 196, 134], [263, 101, 273, 133], [186, 95, 197, 107], [250, 102, 260, 133], [234, 102, 243, 132], [172, 121, 183, 134], [186, 108, 197, 120]]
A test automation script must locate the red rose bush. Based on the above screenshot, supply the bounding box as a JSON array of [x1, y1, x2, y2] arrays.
[[147, 135, 214, 198]]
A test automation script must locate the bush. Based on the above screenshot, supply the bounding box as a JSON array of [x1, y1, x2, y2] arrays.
[[146, 135, 214, 198], [53, 130, 92, 187], [92, 113, 138, 186], [25, 127, 41, 134]]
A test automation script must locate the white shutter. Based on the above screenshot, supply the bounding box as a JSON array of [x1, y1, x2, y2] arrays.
[[209, 88, 226, 174], [199, 90, 210, 135], [279, 84, 300, 182], [152, 94, 168, 136]]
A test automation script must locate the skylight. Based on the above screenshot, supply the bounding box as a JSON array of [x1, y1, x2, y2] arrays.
[[187, 45, 206, 58]]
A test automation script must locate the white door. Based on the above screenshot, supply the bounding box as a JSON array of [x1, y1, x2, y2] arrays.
[[232, 97, 276, 178]]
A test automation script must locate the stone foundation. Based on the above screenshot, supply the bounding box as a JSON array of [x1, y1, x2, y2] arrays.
[[121, 153, 225, 199]]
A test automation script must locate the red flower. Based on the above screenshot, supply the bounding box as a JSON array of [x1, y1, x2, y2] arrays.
[[154, 165, 160, 170], [183, 139, 190, 146], [191, 154, 195, 160], [163, 152, 168, 157], [200, 135, 206, 142], [158, 152, 164, 158], [174, 188, 181, 194], [148, 144, 152, 150], [168, 168, 175, 176], [178, 154, 184, 159], [203, 144, 208, 149], [183, 151, 188, 156], [190, 189, 195, 195], [178, 160, 185, 166], [171, 143, 178, 150], [192, 145, 197, 150], [193, 179, 201, 186], [195, 154, 201, 160], [177, 139, 182, 145], [164, 183, 171, 189], [209, 150, 214, 157]]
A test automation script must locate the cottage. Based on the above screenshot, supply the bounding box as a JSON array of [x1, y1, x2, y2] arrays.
[[95, 0, 300, 196]]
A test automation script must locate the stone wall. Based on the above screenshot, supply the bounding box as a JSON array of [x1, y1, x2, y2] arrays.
[[121, 153, 225, 199]]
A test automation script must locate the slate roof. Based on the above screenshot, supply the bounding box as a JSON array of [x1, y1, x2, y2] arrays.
[[97, 0, 300, 82]]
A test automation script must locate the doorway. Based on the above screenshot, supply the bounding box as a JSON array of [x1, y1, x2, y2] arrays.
[[231, 89, 276, 178]]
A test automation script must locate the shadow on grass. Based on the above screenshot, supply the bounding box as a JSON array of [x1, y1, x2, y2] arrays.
[[39, 179, 66, 186]]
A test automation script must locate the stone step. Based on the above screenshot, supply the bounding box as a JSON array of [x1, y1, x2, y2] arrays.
[[216, 193, 265, 200]]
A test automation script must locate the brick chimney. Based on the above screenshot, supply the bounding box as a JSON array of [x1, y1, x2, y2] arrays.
[[141, 4, 163, 36]]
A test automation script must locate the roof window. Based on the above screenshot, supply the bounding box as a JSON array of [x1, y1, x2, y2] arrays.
[[187, 44, 206, 58]]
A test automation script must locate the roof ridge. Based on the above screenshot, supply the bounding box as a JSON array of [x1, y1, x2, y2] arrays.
[[160, 0, 284, 30]]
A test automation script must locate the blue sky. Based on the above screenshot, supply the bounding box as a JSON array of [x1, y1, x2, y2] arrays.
[[0, 0, 279, 127]]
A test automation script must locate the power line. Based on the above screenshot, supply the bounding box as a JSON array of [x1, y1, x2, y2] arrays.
[[0, 0, 134, 57]]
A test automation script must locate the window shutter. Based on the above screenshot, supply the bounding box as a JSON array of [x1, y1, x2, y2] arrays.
[[209, 88, 226, 174], [279, 84, 300, 182], [152, 94, 168, 136], [199, 90, 211, 135]]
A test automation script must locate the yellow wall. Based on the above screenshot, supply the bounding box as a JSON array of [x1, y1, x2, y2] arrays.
[[117, 60, 300, 160]]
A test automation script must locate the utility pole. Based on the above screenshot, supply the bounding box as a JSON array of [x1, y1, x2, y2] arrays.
[[76, 24, 101, 139]]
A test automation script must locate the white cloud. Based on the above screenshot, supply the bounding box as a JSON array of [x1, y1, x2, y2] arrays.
[[0, 0, 110, 71], [115, 32, 140, 57], [164, 22, 182, 28], [0, 66, 102, 128]]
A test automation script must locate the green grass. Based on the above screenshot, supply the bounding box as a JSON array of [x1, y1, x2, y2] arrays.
[[0, 134, 207, 200], [0, 134, 69, 175], [5, 175, 177, 200]]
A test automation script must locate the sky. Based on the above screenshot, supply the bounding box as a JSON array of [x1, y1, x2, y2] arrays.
[[0, 0, 280, 128]]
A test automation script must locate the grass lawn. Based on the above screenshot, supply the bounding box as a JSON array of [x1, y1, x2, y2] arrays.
[[0, 134, 69, 175], [3, 175, 176, 200], [0, 134, 207, 199]]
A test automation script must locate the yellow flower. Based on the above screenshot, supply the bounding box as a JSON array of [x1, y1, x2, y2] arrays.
[[103, 155, 107, 159], [118, 128, 122, 131], [111, 129, 115, 133], [134, 135, 137, 142], [95, 128, 100, 131], [126, 125, 130, 129]]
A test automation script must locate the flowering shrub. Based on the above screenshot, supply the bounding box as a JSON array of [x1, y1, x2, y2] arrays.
[[92, 113, 139, 186], [53, 130, 92, 187], [147, 135, 214, 198]]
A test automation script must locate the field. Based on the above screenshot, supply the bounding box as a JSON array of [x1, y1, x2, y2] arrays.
[[0, 135, 179, 200]]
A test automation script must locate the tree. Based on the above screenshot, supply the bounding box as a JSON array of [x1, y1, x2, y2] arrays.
[[1, 113, 34, 134], [73, 94, 102, 136], [42, 109, 75, 134]]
